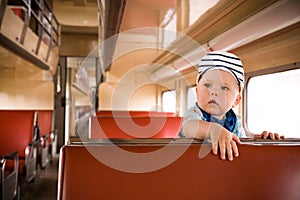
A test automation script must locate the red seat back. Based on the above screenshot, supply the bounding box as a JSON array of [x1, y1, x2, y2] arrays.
[[58, 141, 300, 200], [38, 110, 53, 136], [96, 110, 175, 117], [0, 110, 34, 157], [90, 116, 182, 138]]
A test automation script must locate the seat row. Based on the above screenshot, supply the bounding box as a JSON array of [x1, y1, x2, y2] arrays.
[[89, 110, 182, 139], [59, 110, 300, 199], [0, 110, 56, 200]]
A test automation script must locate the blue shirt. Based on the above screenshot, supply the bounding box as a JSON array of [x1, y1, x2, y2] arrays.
[[181, 103, 246, 138]]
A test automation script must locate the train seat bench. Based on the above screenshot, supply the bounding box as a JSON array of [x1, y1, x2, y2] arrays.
[[58, 138, 300, 200]]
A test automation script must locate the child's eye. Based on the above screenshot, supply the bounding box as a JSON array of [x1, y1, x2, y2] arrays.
[[221, 86, 229, 91], [204, 83, 212, 88]]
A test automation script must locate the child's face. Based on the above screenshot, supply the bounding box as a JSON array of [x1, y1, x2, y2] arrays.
[[196, 69, 241, 119]]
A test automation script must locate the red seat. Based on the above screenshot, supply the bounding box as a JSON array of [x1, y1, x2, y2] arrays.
[[0, 110, 38, 182], [38, 110, 53, 137], [96, 110, 176, 117], [90, 116, 182, 138], [58, 139, 300, 200], [37, 110, 54, 168]]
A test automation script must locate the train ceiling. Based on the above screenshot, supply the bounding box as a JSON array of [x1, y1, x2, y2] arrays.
[[47, 0, 300, 81], [1, 0, 299, 82], [53, 0, 177, 33]]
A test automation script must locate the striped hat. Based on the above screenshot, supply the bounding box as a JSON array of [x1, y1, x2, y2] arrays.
[[197, 51, 244, 90]]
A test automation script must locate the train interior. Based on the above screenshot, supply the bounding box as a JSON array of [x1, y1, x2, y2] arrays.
[[0, 0, 300, 199]]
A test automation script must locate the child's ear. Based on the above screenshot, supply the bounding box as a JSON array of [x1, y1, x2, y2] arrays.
[[232, 94, 241, 108]]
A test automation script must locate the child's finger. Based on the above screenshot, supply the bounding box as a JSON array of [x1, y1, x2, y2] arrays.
[[219, 142, 226, 160], [232, 134, 241, 144], [226, 141, 233, 161], [212, 141, 218, 155], [262, 131, 268, 139], [269, 132, 275, 140], [274, 133, 280, 139], [231, 140, 239, 158]]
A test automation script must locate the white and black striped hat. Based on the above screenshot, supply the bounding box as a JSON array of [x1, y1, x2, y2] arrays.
[[197, 51, 244, 90]]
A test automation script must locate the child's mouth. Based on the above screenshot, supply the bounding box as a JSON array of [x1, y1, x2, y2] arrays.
[[208, 100, 218, 105]]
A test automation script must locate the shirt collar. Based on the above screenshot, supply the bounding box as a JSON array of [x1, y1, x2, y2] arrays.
[[195, 103, 237, 132]]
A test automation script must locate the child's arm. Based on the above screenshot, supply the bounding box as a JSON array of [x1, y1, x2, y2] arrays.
[[182, 120, 240, 161]]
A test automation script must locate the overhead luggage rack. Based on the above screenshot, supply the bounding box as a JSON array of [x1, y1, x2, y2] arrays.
[[0, 0, 60, 73]]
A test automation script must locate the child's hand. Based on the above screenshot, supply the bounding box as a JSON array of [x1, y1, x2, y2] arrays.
[[210, 125, 240, 161], [254, 131, 284, 140]]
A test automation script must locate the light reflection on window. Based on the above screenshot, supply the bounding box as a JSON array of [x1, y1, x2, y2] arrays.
[[162, 90, 176, 113]]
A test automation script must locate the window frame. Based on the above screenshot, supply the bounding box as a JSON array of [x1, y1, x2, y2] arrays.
[[186, 84, 197, 111]]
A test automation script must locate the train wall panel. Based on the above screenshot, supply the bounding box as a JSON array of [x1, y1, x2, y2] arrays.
[[0, 80, 54, 110]]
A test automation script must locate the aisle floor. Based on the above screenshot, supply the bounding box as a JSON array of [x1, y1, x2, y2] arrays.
[[20, 155, 59, 200]]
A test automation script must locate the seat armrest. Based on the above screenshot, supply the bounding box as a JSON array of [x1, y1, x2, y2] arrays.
[[50, 129, 57, 143], [40, 134, 49, 148], [1, 151, 19, 199], [1, 151, 18, 173], [25, 140, 38, 160]]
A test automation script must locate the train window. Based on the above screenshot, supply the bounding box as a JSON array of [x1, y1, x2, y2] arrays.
[[187, 86, 196, 110], [247, 68, 300, 138], [162, 90, 176, 113]]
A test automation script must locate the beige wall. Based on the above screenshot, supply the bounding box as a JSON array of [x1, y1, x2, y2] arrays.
[[60, 33, 98, 57], [98, 46, 164, 111], [0, 79, 54, 110], [129, 84, 158, 110], [98, 83, 157, 111], [0, 47, 54, 110]]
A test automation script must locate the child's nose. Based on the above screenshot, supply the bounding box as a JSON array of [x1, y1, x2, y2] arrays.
[[210, 91, 217, 96], [209, 87, 219, 96]]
